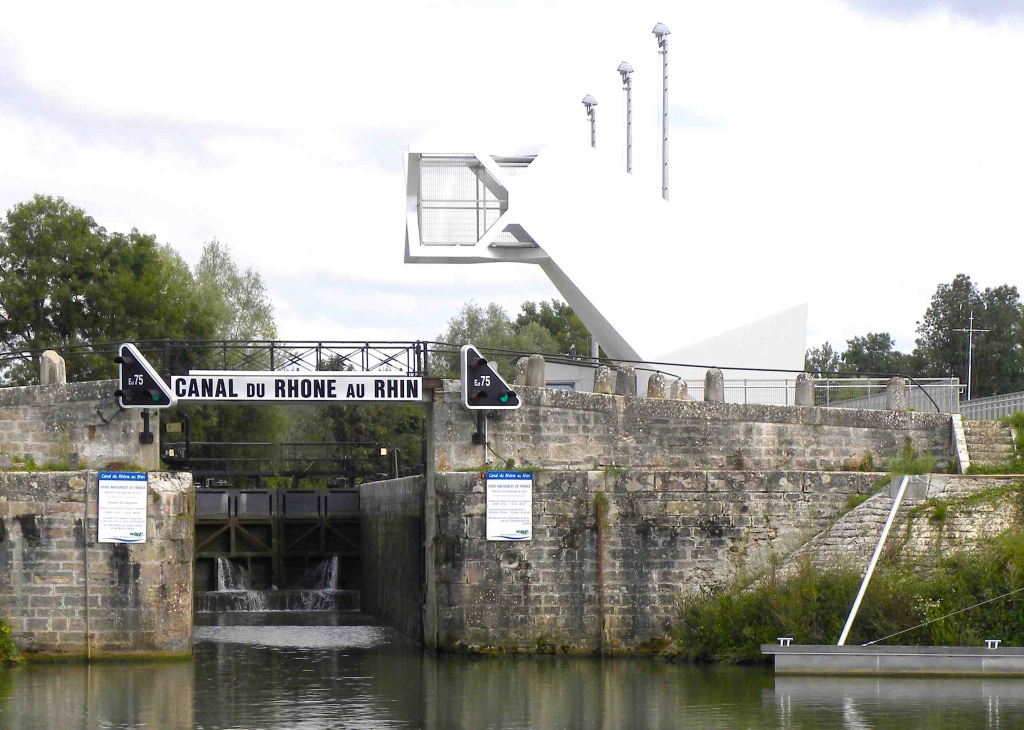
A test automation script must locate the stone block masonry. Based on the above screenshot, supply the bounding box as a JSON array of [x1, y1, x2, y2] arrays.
[[360, 476, 424, 642], [0, 380, 159, 471], [432, 385, 954, 474], [428, 469, 886, 653], [0, 470, 193, 658]]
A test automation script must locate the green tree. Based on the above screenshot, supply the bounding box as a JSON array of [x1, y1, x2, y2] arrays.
[[515, 299, 589, 356], [804, 342, 844, 377], [433, 301, 559, 377], [170, 241, 286, 445], [914, 274, 1024, 397], [843, 332, 911, 375], [0, 195, 219, 384]]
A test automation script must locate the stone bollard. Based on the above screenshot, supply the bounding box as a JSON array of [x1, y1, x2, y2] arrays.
[[670, 380, 687, 400], [795, 372, 815, 407], [615, 364, 637, 397], [526, 354, 545, 388], [514, 357, 529, 386], [886, 376, 908, 411], [593, 365, 614, 394], [704, 368, 725, 403], [39, 350, 66, 386], [647, 372, 666, 399]]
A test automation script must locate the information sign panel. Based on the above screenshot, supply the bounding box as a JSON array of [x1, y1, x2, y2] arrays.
[[486, 471, 533, 541], [97, 472, 148, 544]]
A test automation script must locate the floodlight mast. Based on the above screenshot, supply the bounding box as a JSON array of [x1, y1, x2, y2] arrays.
[[653, 23, 670, 200], [617, 62, 634, 174], [582, 95, 598, 148]]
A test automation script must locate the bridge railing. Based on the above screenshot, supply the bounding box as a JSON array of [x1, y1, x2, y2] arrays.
[[960, 391, 1024, 420]]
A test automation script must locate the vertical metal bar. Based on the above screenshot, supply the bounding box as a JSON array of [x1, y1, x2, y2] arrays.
[[838, 475, 909, 646], [270, 342, 275, 371], [661, 36, 669, 201], [83, 472, 91, 661], [625, 75, 633, 173]]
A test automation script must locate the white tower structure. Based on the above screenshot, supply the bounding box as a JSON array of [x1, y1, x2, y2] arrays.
[[403, 128, 808, 389]]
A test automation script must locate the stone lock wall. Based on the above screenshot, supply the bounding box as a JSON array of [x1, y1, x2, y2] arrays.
[[433, 385, 954, 473], [428, 469, 888, 653], [0, 470, 193, 658], [425, 383, 957, 653], [360, 476, 425, 642], [0, 380, 159, 472]]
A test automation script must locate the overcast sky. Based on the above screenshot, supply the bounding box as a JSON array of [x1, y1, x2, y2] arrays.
[[1, 0, 1022, 355]]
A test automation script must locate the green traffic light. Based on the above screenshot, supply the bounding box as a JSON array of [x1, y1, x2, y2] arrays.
[[499, 393, 510, 404]]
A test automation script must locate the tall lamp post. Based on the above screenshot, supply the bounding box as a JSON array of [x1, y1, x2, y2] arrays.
[[617, 62, 634, 173], [582, 93, 599, 359], [953, 311, 989, 401], [582, 95, 598, 148], [653, 22, 670, 200]]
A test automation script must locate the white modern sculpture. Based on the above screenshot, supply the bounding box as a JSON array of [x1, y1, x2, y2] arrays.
[[403, 131, 807, 388]]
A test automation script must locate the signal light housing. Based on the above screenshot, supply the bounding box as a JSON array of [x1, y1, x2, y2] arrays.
[[460, 344, 521, 411], [114, 343, 176, 409]]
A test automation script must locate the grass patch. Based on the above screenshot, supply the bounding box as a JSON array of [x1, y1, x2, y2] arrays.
[[846, 492, 870, 511], [672, 528, 1024, 663], [889, 437, 937, 475]]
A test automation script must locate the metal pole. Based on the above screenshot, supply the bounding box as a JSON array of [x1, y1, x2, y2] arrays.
[[625, 75, 632, 172], [590, 109, 596, 148], [838, 475, 909, 646], [967, 311, 974, 401], [83, 472, 91, 661], [653, 24, 670, 200], [618, 62, 634, 174]]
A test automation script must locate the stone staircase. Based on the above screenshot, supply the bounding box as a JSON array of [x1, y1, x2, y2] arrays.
[[963, 420, 1017, 469]]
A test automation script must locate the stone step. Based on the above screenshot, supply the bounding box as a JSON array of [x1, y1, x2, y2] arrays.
[[969, 444, 1016, 454]]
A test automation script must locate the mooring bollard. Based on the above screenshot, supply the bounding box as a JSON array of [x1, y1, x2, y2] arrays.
[[795, 372, 815, 407], [886, 376, 908, 411], [526, 354, 545, 388], [615, 363, 637, 397], [647, 372, 666, 399], [593, 365, 614, 394], [514, 357, 529, 386], [704, 368, 725, 403], [670, 380, 687, 400]]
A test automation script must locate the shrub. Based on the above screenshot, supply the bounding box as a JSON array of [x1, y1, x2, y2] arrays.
[[0, 619, 19, 663], [672, 531, 1024, 663]]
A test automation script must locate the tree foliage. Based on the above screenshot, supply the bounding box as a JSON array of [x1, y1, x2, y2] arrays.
[[0, 195, 219, 383], [915, 274, 1024, 398], [805, 274, 1024, 396], [515, 299, 590, 356]]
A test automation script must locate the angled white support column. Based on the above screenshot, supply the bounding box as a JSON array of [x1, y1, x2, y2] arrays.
[[838, 475, 909, 646]]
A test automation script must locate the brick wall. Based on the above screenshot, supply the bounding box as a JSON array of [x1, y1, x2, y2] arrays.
[[432, 385, 954, 473], [428, 468, 886, 653], [0, 381, 159, 471], [0, 470, 193, 658], [360, 475, 424, 642]]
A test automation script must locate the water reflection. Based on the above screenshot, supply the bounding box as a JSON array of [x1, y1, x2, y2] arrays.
[[3, 613, 1024, 729]]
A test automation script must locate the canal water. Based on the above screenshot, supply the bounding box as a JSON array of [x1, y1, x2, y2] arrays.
[[2, 612, 1022, 729]]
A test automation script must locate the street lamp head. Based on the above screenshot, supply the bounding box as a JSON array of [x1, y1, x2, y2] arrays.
[[581, 94, 598, 114], [652, 22, 670, 44], [617, 61, 634, 82]]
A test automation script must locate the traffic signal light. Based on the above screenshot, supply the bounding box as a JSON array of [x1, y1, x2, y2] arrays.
[[460, 344, 521, 411], [114, 343, 176, 409]]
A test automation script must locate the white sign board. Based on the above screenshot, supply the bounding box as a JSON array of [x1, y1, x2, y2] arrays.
[[170, 372, 422, 403], [486, 471, 533, 541], [98, 472, 148, 544]]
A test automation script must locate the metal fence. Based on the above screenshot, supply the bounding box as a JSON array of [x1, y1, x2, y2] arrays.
[[960, 391, 1024, 420], [813, 378, 961, 413], [676, 377, 961, 412], [682, 379, 796, 406]]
